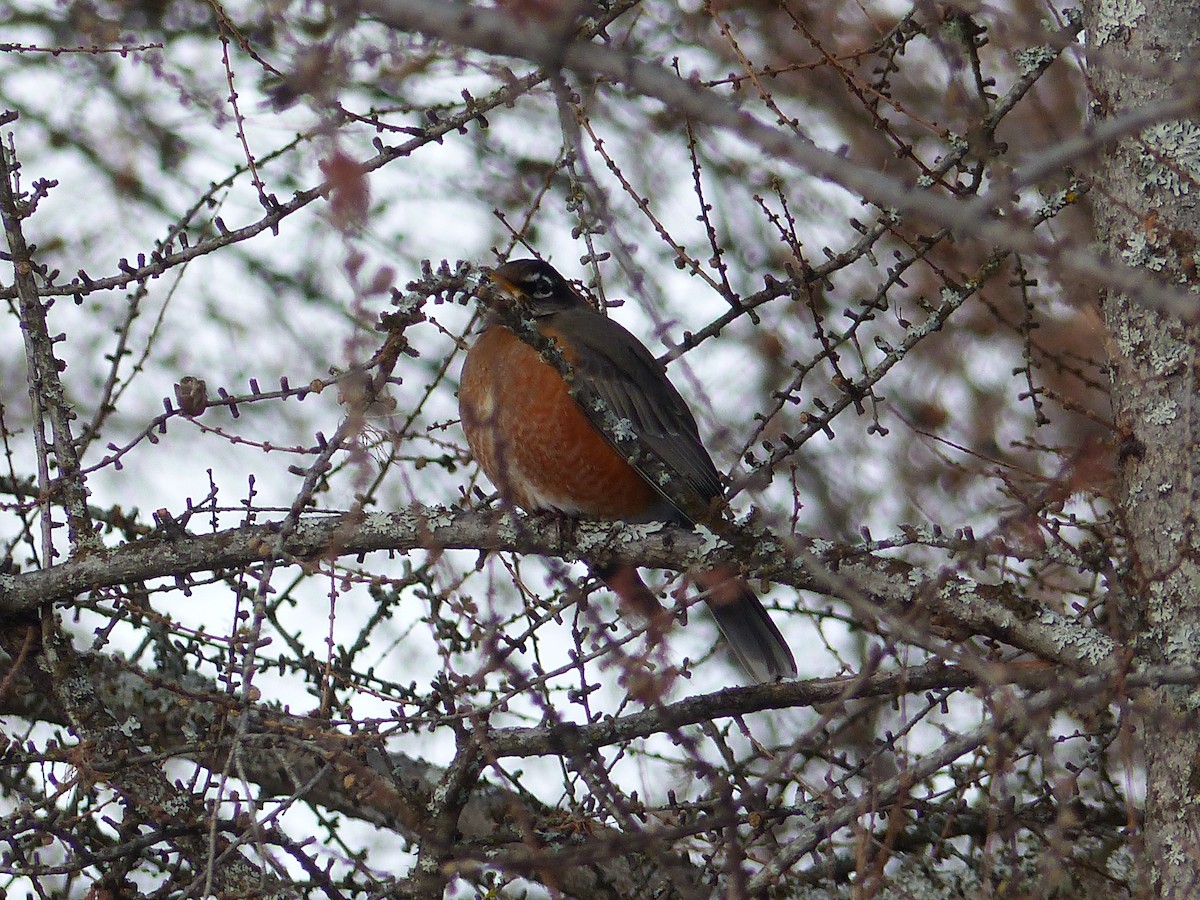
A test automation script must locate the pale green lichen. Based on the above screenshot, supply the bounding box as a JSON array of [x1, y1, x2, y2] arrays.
[[575, 521, 662, 556], [1107, 845, 1136, 881], [161, 793, 192, 816], [1043, 543, 1086, 567], [1095, 0, 1146, 45], [905, 318, 940, 341], [66, 675, 93, 699], [363, 511, 393, 532], [903, 524, 940, 542], [755, 537, 781, 556], [611, 417, 636, 440], [1137, 120, 1200, 196], [495, 512, 520, 542], [1120, 231, 1168, 271], [1145, 398, 1180, 426], [430, 508, 456, 528], [1163, 620, 1200, 665], [1148, 572, 1200, 636], [1039, 609, 1117, 665], [1038, 187, 1074, 218], [1113, 318, 1145, 356], [1015, 45, 1056, 76], [693, 525, 723, 556], [873, 857, 982, 899], [1148, 339, 1188, 376]]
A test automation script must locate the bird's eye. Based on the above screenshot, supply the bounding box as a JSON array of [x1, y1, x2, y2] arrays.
[[527, 272, 555, 299]]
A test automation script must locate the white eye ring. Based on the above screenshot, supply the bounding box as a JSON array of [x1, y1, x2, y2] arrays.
[[528, 273, 555, 298]]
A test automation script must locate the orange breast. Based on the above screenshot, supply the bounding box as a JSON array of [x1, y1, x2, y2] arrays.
[[459, 325, 659, 518]]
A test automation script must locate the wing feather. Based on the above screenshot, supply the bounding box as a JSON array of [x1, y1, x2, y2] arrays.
[[547, 307, 724, 521]]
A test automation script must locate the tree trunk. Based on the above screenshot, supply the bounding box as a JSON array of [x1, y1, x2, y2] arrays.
[[1087, 0, 1200, 894]]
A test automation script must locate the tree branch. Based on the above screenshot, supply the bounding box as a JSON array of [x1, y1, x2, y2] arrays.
[[0, 126, 98, 552], [3, 644, 1185, 892], [1, 505, 1121, 673]]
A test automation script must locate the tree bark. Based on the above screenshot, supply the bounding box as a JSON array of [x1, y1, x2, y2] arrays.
[[1087, 0, 1200, 894]]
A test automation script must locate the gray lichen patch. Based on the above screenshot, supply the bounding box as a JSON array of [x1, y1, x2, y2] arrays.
[[1095, 0, 1147, 45], [573, 520, 663, 558], [1015, 44, 1057, 76], [1145, 398, 1181, 426], [1038, 608, 1118, 666], [1120, 230, 1169, 271], [1137, 121, 1200, 197]]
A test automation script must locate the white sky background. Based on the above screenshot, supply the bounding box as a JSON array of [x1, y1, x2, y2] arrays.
[[0, 0, 1101, 891]]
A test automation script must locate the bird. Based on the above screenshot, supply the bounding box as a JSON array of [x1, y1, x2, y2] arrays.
[[458, 258, 796, 683]]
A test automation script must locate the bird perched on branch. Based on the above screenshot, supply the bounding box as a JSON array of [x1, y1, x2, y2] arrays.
[[459, 258, 795, 683]]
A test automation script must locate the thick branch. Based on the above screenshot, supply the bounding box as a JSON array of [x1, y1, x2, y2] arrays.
[[1, 505, 1120, 672], [4, 647, 1184, 892]]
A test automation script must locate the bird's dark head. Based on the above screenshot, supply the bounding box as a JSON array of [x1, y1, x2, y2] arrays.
[[485, 258, 586, 317]]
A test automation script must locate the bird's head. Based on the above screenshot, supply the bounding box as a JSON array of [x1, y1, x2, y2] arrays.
[[483, 258, 587, 317]]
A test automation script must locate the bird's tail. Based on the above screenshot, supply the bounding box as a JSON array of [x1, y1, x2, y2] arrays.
[[693, 567, 796, 684]]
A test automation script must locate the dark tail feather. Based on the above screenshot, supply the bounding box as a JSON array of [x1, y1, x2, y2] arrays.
[[694, 567, 796, 683]]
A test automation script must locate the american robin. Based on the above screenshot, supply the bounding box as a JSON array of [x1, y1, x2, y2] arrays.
[[459, 258, 796, 683]]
